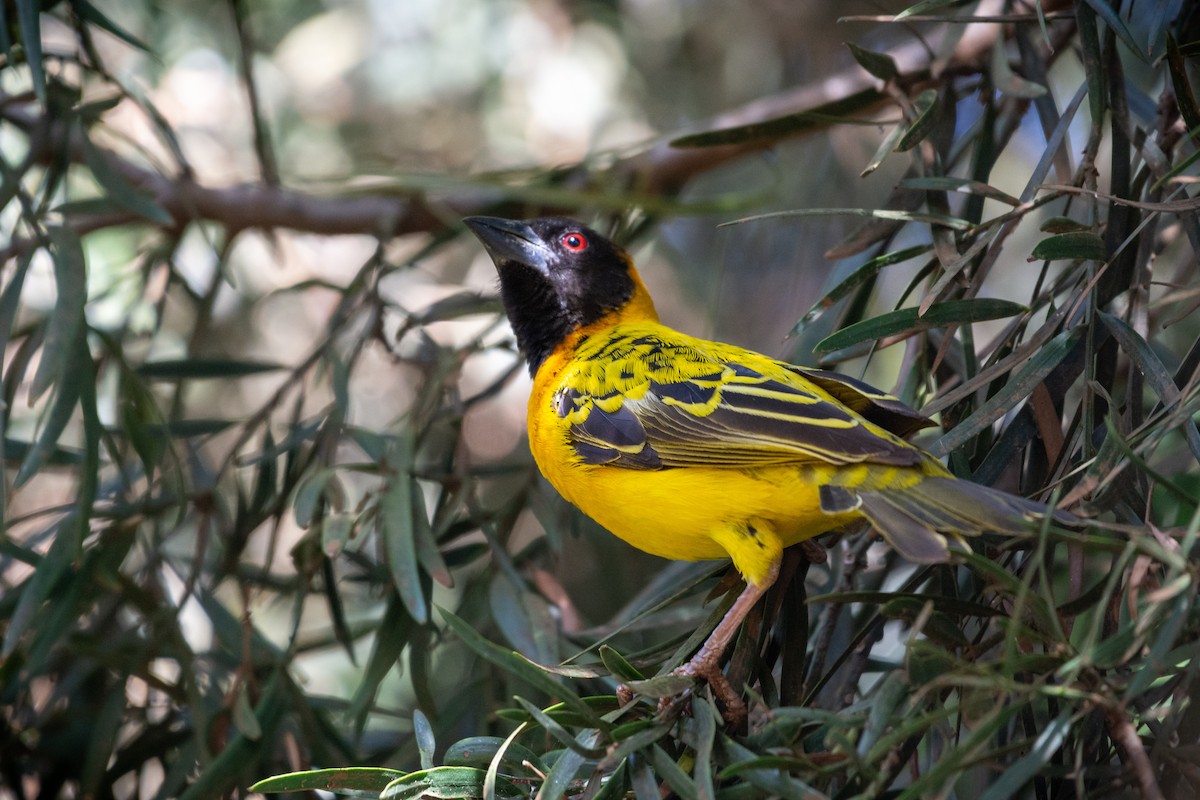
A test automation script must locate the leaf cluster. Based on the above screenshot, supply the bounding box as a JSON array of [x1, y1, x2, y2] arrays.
[[1, 1, 1199, 800]]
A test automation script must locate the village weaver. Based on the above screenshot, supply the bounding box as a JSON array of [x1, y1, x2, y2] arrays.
[[464, 215, 1069, 720]]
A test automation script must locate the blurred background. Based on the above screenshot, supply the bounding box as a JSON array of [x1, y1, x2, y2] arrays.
[[4, 0, 1199, 797]]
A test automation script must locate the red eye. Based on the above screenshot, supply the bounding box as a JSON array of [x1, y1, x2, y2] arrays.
[[561, 232, 588, 252]]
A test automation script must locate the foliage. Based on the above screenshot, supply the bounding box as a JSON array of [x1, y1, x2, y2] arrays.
[[1, 1, 1199, 799]]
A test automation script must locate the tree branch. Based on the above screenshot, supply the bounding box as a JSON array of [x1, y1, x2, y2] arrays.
[[0, 0, 1073, 256]]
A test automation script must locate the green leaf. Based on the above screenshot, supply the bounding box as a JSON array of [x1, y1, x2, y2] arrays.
[[144, 418, 238, 438], [381, 767, 521, 800], [990, 38, 1047, 99], [599, 645, 646, 682], [513, 697, 607, 758], [650, 745, 698, 800], [292, 467, 338, 528], [725, 206, 972, 231], [537, 731, 601, 800], [1081, 0, 1147, 64], [1039, 216, 1091, 233], [1167, 36, 1200, 134], [439, 607, 608, 731], [670, 88, 884, 148], [347, 593, 415, 732], [795, 244, 931, 333], [251, 767, 405, 796], [1076, 3, 1106, 127], [846, 42, 897, 81], [894, 0, 968, 21], [29, 228, 88, 403], [1099, 311, 1200, 464], [414, 709, 436, 771], [1030, 231, 1107, 261], [15, 368, 83, 487], [932, 328, 1080, 456], [896, 89, 939, 151], [72, 0, 152, 52], [860, 120, 906, 176], [136, 358, 285, 379], [414, 291, 502, 324], [978, 714, 1073, 800], [622, 674, 695, 699], [815, 298, 1026, 352], [81, 136, 174, 225], [177, 670, 289, 800], [381, 435, 427, 624], [15, 0, 45, 100], [900, 176, 1020, 206], [444, 737, 547, 777]]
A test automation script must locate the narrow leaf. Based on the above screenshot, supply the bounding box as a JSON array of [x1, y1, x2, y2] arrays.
[[978, 714, 1073, 800], [1099, 311, 1200, 464], [381, 767, 520, 800], [381, 435, 427, 624], [137, 358, 285, 379], [895, 0, 966, 21], [795, 244, 931, 334], [1030, 231, 1106, 261], [438, 607, 608, 730], [670, 88, 884, 148], [815, 299, 1027, 352], [724, 206, 972, 231], [82, 137, 174, 225], [1081, 0, 1147, 64], [251, 767, 405, 795], [901, 176, 1020, 206], [30, 228, 88, 403], [444, 737, 546, 776], [860, 121, 905, 176], [1167, 36, 1200, 134], [990, 38, 1047, 99], [15, 0, 45, 100], [896, 89, 939, 151], [846, 42, 897, 81], [932, 328, 1080, 456]]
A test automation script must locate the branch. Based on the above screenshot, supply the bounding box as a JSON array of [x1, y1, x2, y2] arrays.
[[0, 0, 1073, 253]]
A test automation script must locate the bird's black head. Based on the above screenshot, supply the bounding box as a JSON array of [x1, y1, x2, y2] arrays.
[[464, 216, 646, 374]]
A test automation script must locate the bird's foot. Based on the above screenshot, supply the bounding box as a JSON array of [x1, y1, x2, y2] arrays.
[[651, 657, 748, 729]]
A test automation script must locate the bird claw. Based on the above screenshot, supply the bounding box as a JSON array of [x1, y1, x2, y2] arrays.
[[623, 660, 747, 729]]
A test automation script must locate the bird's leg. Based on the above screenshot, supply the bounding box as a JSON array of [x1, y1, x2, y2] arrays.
[[662, 557, 782, 726]]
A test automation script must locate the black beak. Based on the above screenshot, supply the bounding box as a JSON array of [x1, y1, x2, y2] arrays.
[[463, 217, 552, 274]]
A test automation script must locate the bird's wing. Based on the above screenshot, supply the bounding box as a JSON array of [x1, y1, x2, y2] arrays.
[[554, 335, 930, 470]]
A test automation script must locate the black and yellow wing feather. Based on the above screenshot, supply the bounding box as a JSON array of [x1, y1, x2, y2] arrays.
[[551, 330, 934, 472]]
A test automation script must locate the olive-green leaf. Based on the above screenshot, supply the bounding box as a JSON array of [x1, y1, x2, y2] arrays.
[[1030, 231, 1106, 261], [931, 328, 1081, 456], [29, 228, 88, 404], [896, 89, 939, 151], [815, 299, 1027, 353], [847, 42, 898, 81], [381, 767, 521, 800], [438, 608, 607, 730], [82, 137, 174, 225], [670, 88, 884, 148], [381, 435, 427, 625], [136, 358, 285, 379], [444, 737, 547, 776], [251, 767, 404, 796]]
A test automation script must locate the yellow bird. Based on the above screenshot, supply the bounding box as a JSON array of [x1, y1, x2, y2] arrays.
[[465, 215, 1068, 716]]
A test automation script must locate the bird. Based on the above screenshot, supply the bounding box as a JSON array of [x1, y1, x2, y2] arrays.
[[464, 214, 1071, 722]]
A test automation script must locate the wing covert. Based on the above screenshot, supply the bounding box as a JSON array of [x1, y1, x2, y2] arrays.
[[553, 335, 925, 470]]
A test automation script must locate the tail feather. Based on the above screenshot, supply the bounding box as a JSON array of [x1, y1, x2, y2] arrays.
[[855, 476, 1074, 564]]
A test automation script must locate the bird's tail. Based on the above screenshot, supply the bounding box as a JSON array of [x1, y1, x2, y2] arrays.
[[822, 477, 1075, 563]]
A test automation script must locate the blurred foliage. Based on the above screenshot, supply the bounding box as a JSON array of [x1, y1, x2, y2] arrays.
[[1, 0, 1200, 799]]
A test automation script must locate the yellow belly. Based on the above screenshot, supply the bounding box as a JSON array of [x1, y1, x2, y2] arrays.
[[542, 459, 853, 562]]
